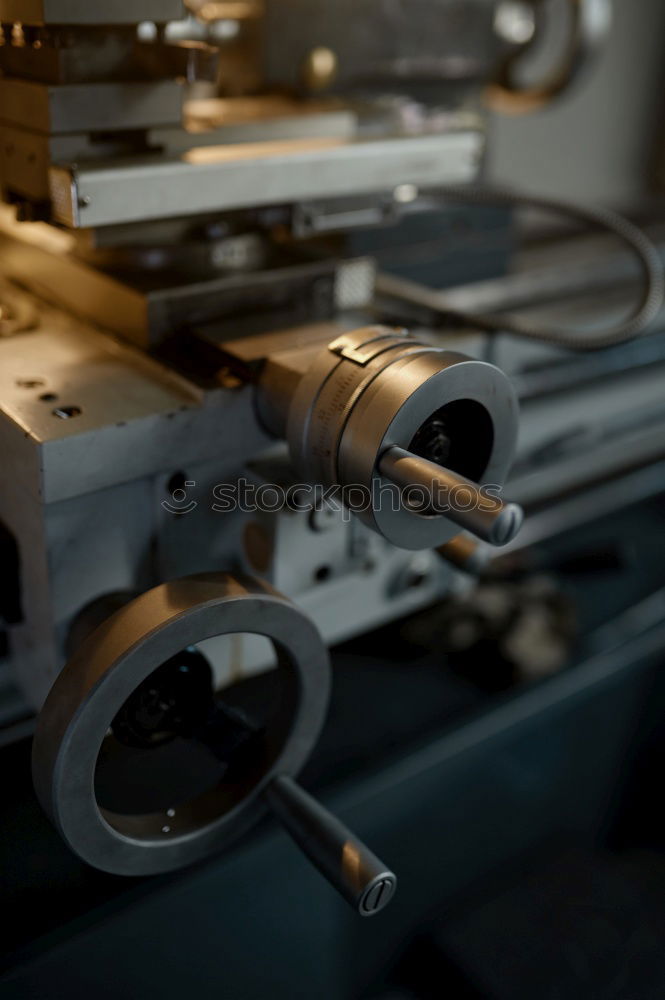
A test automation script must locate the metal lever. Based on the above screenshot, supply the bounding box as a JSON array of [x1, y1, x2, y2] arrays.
[[265, 775, 397, 917], [437, 533, 491, 575], [379, 446, 523, 546]]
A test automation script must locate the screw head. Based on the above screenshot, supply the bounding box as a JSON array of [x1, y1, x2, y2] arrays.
[[302, 47, 338, 91], [493, 1, 536, 45], [359, 874, 397, 916]]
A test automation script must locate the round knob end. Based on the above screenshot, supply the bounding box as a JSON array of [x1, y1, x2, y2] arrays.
[[489, 502, 524, 546]]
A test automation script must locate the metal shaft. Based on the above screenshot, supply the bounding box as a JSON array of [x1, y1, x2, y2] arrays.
[[379, 446, 523, 546], [265, 775, 396, 917], [437, 533, 490, 575]]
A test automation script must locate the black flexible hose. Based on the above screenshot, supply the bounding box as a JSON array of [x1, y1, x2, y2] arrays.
[[431, 186, 665, 351]]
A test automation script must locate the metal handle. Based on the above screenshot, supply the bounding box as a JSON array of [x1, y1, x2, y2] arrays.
[[379, 446, 523, 547], [437, 534, 491, 575], [488, 0, 613, 114], [265, 775, 397, 917]]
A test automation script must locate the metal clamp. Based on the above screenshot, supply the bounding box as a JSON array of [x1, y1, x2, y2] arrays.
[[328, 326, 412, 366]]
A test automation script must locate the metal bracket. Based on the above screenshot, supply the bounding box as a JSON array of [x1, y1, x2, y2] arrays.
[[328, 328, 414, 366]]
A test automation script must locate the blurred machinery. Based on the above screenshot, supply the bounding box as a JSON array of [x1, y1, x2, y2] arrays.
[[1, 0, 665, 985]]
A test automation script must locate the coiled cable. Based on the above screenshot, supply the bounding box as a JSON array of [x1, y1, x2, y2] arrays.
[[428, 186, 665, 351]]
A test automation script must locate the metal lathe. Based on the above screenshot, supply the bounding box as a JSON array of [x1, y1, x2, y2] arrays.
[[2, 1, 665, 996]]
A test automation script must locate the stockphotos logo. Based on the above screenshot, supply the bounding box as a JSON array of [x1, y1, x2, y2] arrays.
[[161, 478, 505, 520]]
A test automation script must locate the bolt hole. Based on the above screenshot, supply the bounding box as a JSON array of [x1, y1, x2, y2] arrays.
[[406, 570, 429, 590], [167, 471, 188, 494], [314, 565, 332, 584], [39, 392, 58, 402], [16, 378, 45, 389], [409, 399, 494, 483], [52, 405, 82, 420]]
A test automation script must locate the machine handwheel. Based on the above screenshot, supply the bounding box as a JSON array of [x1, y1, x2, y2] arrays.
[[33, 573, 396, 915]]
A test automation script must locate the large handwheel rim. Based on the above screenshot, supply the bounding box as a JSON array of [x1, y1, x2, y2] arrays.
[[487, 0, 613, 114], [32, 573, 330, 876]]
